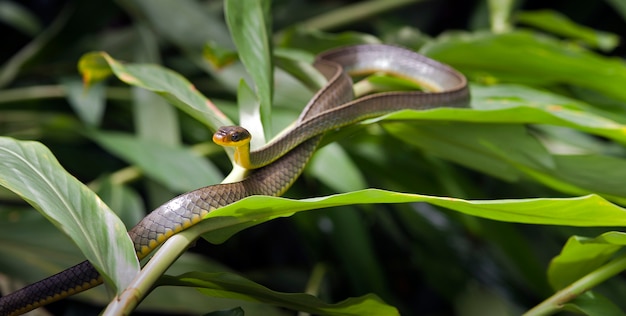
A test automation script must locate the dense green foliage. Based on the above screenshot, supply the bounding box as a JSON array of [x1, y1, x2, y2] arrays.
[[1, 0, 626, 315]]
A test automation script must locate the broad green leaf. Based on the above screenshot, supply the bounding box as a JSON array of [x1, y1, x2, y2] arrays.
[[199, 189, 626, 246], [422, 30, 626, 102], [88, 131, 223, 192], [62, 77, 106, 127], [159, 272, 399, 316], [78, 51, 233, 130], [225, 0, 273, 138], [384, 122, 551, 182], [0, 137, 138, 293], [548, 232, 626, 290], [516, 10, 619, 51]]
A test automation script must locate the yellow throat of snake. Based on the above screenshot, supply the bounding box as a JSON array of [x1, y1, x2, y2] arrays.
[[212, 126, 253, 169]]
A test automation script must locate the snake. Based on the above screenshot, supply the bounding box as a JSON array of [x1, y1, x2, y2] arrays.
[[0, 44, 469, 316]]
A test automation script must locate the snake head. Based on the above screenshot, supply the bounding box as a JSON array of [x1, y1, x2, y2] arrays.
[[213, 126, 252, 147]]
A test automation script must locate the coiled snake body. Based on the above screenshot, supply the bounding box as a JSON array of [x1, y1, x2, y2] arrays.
[[0, 44, 469, 316]]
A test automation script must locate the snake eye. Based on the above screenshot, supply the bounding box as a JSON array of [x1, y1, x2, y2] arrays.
[[230, 132, 242, 142]]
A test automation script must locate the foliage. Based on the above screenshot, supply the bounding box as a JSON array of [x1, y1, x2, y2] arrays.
[[1, 0, 626, 315]]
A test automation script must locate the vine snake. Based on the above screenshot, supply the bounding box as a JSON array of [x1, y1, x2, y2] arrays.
[[0, 44, 469, 316]]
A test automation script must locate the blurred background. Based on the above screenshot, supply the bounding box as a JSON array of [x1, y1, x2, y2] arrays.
[[1, 0, 626, 315]]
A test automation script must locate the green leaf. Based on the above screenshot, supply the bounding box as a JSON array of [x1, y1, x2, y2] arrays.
[[280, 28, 380, 54], [0, 137, 139, 293], [605, 0, 626, 22], [487, 0, 515, 33], [62, 77, 106, 127], [548, 232, 626, 290], [516, 10, 620, 51], [0, 1, 42, 36], [564, 291, 626, 316], [422, 30, 626, 102], [95, 177, 145, 228], [203, 42, 238, 69], [88, 131, 223, 192], [198, 189, 626, 246], [375, 83, 626, 144], [309, 143, 367, 192], [225, 0, 273, 138], [78, 51, 233, 130], [159, 272, 399, 316], [203, 307, 245, 316], [237, 79, 265, 148], [0, 208, 111, 303], [384, 122, 551, 182]]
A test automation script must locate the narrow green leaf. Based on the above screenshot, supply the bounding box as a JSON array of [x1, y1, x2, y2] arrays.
[[225, 0, 273, 138], [0, 137, 139, 293], [605, 0, 626, 22], [488, 0, 514, 33], [548, 232, 626, 290], [198, 189, 626, 246], [516, 10, 620, 51], [0, 5, 71, 88], [0, 1, 42, 35], [78, 51, 233, 130], [160, 272, 399, 316], [280, 28, 380, 54], [290, 0, 421, 32], [88, 131, 223, 192]]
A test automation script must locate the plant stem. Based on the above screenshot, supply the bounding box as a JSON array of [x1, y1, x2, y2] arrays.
[[524, 253, 626, 316], [102, 226, 202, 315]]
